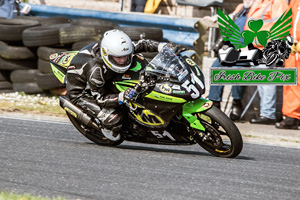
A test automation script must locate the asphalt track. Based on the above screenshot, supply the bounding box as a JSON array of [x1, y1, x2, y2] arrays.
[[0, 116, 300, 200]]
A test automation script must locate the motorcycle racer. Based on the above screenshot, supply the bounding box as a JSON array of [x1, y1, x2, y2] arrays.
[[66, 29, 173, 141], [50, 37, 240, 158]]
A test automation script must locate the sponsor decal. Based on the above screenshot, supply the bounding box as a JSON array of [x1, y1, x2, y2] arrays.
[[122, 74, 131, 80], [64, 107, 77, 118], [193, 65, 201, 76], [186, 58, 196, 66], [159, 84, 172, 94], [173, 90, 185, 94], [178, 69, 188, 81], [49, 53, 58, 60], [53, 53, 67, 63], [172, 85, 181, 90], [120, 38, 127, 44], [62, 55, 71, 64], [136, 55, 144, 60]]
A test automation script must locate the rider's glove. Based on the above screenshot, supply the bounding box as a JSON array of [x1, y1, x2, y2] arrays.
[[118, 88, 138, 104]]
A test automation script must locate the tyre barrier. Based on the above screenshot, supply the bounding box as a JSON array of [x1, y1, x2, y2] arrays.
[[26, 3, 206, 65], [0, 16, 165, 95]]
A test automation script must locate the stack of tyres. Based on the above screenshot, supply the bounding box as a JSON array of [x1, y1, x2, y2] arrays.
[[21, 16, 71, 95], [0, 71, 12, 93], [69, 18, 119, 51], [0, 18, 40, 94]]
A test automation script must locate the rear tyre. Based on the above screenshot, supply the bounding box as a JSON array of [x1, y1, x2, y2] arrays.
[[195, 106, 243, 158], [66, 112, 123, 146]]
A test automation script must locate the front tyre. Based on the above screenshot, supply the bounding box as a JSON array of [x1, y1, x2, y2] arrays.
[[66, 112, 123, 146], [195, 106, 243, 158]]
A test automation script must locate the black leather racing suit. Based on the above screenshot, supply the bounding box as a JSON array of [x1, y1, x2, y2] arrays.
[[66, 39, 160, 131]]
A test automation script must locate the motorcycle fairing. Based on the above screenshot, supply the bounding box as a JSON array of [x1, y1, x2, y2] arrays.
[[50, 51, 79, 68], [114, 80, 138, 92], [51, 64, 67, 84], [49, 51, 79, 84], [182, 97, 213, 131], [136, 97, 184, 128], [128, 102, 166, 127]]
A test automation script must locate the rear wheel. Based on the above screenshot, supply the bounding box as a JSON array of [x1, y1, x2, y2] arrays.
[[194, 106, 243, 158], [66, 112, 123, 146]]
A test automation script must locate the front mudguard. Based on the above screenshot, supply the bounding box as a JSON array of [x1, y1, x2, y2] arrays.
[[182, 97, 213, 131]]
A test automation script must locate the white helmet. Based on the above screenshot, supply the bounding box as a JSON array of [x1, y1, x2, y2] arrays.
[[100, 29, 133, 73]]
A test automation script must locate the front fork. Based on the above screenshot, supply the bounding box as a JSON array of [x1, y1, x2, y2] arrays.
[[182, 97, 213, 132]]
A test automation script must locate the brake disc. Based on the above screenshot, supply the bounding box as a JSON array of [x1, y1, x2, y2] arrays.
[[199, 121, 223, 149]]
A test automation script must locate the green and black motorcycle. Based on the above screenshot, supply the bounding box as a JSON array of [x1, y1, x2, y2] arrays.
[[50, 46, 243, 158]]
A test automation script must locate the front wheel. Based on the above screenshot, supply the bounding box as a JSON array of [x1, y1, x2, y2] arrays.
[[66, 113, 123, 146], [194, 106, 243, 158]]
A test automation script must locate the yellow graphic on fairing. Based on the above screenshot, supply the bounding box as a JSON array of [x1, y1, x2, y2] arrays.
[[51, 63, 65, 84], [129, 102, 165, 126]]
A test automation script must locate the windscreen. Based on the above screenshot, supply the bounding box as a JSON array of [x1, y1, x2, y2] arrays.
[[145, 46, 189, 82]]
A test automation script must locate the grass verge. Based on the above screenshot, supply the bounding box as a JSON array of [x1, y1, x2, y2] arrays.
[[0, 92, 66, 118], [0, 192, 67, 200]]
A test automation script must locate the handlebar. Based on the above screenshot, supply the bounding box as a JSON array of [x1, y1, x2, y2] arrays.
[[123, 72, 157, 111]]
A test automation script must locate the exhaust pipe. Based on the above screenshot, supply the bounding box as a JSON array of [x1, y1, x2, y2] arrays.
[[59, 96, 100, 131]]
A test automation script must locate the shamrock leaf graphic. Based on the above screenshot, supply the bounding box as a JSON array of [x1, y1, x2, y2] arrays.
[[256, 31, 271, 46], [241, 19, 271, 47], [218, 8, 292, 49]]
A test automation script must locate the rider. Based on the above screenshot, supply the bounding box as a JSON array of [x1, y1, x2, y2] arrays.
[[66, 29, 176, 141]]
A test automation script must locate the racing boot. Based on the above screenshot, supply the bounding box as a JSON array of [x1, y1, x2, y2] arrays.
[[230, 99, 242, 121], [97, 108, 122, 141]]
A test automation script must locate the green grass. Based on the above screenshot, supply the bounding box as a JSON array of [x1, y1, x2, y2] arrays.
[[0, 192, 67, 200]]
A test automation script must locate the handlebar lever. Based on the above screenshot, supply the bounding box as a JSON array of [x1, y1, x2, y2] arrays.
[[125, 100, 138, 111]]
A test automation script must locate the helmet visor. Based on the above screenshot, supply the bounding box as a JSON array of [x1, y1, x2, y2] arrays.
[[108, 55, 132, 67]]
